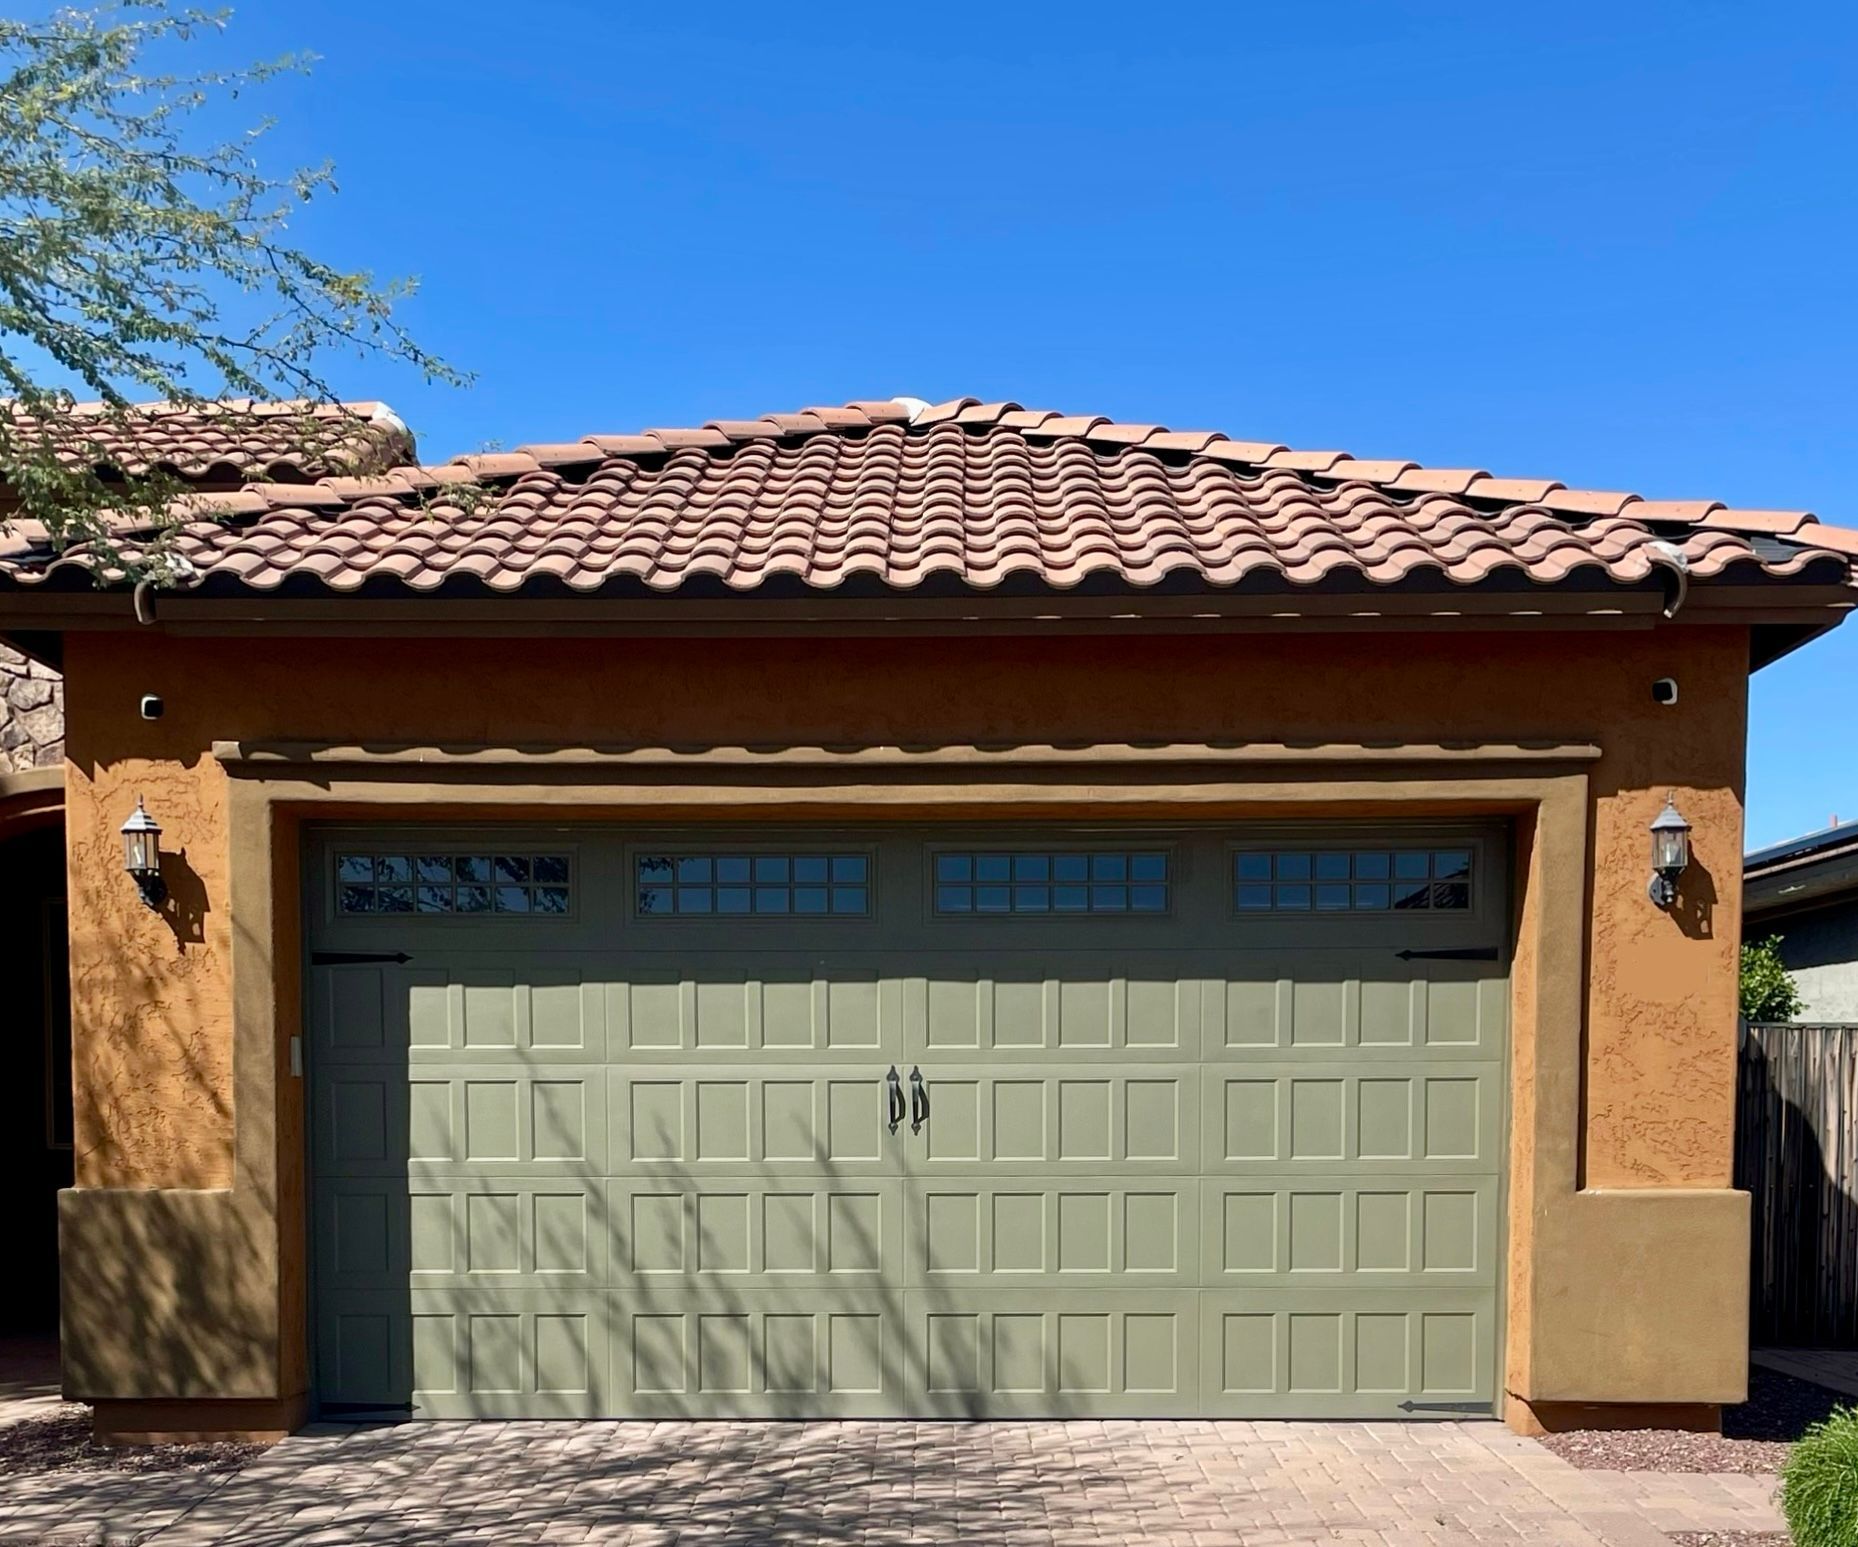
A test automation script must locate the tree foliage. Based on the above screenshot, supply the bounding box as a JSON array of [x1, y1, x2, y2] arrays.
[[0, 1, 464, 574], [1740, 934, 1805, 1023]]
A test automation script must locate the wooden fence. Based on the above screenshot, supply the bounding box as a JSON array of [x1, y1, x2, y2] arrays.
[[1736, 1021, 1858, 1347]]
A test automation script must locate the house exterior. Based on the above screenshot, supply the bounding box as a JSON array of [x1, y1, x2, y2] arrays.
[[1744, 821, 1858, 1022], [0, 400, 412, 1335], [3, 396, 1854, 1443]]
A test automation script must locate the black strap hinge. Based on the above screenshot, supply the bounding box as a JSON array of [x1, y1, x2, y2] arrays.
[[1395, 947, 1498, 962], [311, 950, 412, 966]]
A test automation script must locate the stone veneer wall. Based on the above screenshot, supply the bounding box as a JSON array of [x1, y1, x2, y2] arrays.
[[0, 646, 64, 771]]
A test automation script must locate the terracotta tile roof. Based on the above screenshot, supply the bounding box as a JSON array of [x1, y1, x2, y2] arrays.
[[1, 397, 1852, 602], [0, 398, 413, 483]]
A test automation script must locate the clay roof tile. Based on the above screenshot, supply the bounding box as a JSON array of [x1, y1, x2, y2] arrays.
[[0, 393, 1847, 607]]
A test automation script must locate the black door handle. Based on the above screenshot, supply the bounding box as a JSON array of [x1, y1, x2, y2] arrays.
[[886, 1066, 904, 1135], [909, 1066, 928, 1134]]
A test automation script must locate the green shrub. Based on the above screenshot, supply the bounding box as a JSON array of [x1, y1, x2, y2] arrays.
[[1740, 934, 1805, 1022], [1782, 1404, 1858, 1547]]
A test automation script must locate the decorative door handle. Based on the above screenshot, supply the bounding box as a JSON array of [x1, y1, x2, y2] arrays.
[[909, 1066, 928, 1134], [886, 1066, 904, 1135]]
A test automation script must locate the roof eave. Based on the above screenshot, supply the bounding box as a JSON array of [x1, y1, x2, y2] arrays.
[[0, 573, 1846, 640]]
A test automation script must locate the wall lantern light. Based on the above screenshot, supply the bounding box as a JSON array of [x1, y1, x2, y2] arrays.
[[1647, 792, 1692, 910], [121, 795, 166, 909]]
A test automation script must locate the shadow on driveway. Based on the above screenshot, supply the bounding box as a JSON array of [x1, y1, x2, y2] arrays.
[[148, 1418, 1138, 1546]]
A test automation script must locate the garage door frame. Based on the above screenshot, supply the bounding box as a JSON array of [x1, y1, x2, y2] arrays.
[[204, 740, 1597, 1426]]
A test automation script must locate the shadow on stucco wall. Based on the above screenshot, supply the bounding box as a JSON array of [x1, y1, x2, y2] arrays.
[[1670, 854, 1718, 941], [57, 843, 278, 1404]]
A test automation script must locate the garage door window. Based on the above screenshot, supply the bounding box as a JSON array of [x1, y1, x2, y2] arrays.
[[636, 853, 869, 916], [1233, 848, 1472, 913], [934, 850, 1169, 914], [336, 853, 572, 915]]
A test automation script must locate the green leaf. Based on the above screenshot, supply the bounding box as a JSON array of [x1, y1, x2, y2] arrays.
[[1740, 934, 1806, 1023]]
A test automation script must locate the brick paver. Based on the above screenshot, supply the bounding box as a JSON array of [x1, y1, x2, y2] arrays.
[[0, 1417, 1790, 1546], [1584, 1469, 1784, 1536]]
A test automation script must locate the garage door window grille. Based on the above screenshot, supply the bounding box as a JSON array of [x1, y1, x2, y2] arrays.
[[636, 853, 869, 916], [934, 851, 1169, 914], [1233, 848, 1471, 912], [336, 853, 572, 915]]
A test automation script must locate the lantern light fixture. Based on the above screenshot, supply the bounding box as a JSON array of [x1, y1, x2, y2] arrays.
[[121, 795, 166, 909], [1647, 792, 1692, 910]]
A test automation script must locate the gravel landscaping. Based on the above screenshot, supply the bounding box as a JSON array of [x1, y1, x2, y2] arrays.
[[0, 1404, 262, 1480], [1666, 1535, 1791, 1547], [1541, 1362, 1848, 1475]]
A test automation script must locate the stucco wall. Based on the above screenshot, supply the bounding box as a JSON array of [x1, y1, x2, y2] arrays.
[[1760, 897, 1858, 1023], [55, 624, 1753, 1415]]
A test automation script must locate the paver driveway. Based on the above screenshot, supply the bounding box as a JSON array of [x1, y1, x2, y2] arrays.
[[0, 1417, 1787, 1546]]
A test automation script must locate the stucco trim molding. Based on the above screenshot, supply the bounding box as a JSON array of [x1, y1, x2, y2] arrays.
[[211, 739, 1606, 772], [0, 765, 63, 798], [0, 764, 64, 837], [225, 766, 1589, 1421]]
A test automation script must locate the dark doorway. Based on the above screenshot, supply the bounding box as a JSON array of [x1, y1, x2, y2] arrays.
[[0, 824, 70, 1334]]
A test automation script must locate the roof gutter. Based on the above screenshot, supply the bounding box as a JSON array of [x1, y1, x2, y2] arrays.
[[1648, 540, 1691, 619]]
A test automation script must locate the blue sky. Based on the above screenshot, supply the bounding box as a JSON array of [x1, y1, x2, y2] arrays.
[[178, 3, 1856, 845]]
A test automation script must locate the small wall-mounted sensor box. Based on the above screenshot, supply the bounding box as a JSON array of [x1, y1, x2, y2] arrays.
[[1651, 678, 1679, 706], [139, 694, 164, 720]]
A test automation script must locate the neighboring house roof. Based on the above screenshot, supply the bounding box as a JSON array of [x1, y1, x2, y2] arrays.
[[0, 397, 1850, 635], [0, 398, 414, 485], [1745, 819, 1858, 918]]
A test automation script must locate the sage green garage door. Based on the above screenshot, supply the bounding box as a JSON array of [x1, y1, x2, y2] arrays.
[[307, 824, 1508, 1419]]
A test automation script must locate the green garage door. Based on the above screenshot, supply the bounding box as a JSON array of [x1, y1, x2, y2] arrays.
[[307, 824, 1507, 1419]]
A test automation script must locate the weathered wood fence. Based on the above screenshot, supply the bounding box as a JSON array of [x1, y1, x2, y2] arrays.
[[1736, 1021, 1858, 1347]]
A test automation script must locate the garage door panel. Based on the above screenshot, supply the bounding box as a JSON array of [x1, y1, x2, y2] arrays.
[[316, 1176, 611, 1290], [907, 964, 1204, 1061], [606, 960, 903, 1061], [607, 1179, 903, 1287], [607, 1068, 904, 1176], [315, 962, 611, 1067], [1199, 1178, 1498, 1286], [316, 1062, 610, 1177], [611, 1291, 909, 1417], [908, 1064, 1201, 1173], [1208, 956, 1506, 1059], [1201, 1062, 1502, 1175], [309, 824, 1509, 1422], [907, 1291, 1201, 1417], [318, 1289, 613, 1419], [1199, 1289, 1495, 1417], [906, 1177, 1198, 1289]]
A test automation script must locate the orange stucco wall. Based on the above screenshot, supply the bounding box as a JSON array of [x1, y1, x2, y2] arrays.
[[61, 625, 1750, 1195], [54, 623, 1753, 1426]]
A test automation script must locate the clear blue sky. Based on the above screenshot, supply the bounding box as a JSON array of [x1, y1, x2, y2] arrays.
[[193, 2, 1855, 847]]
